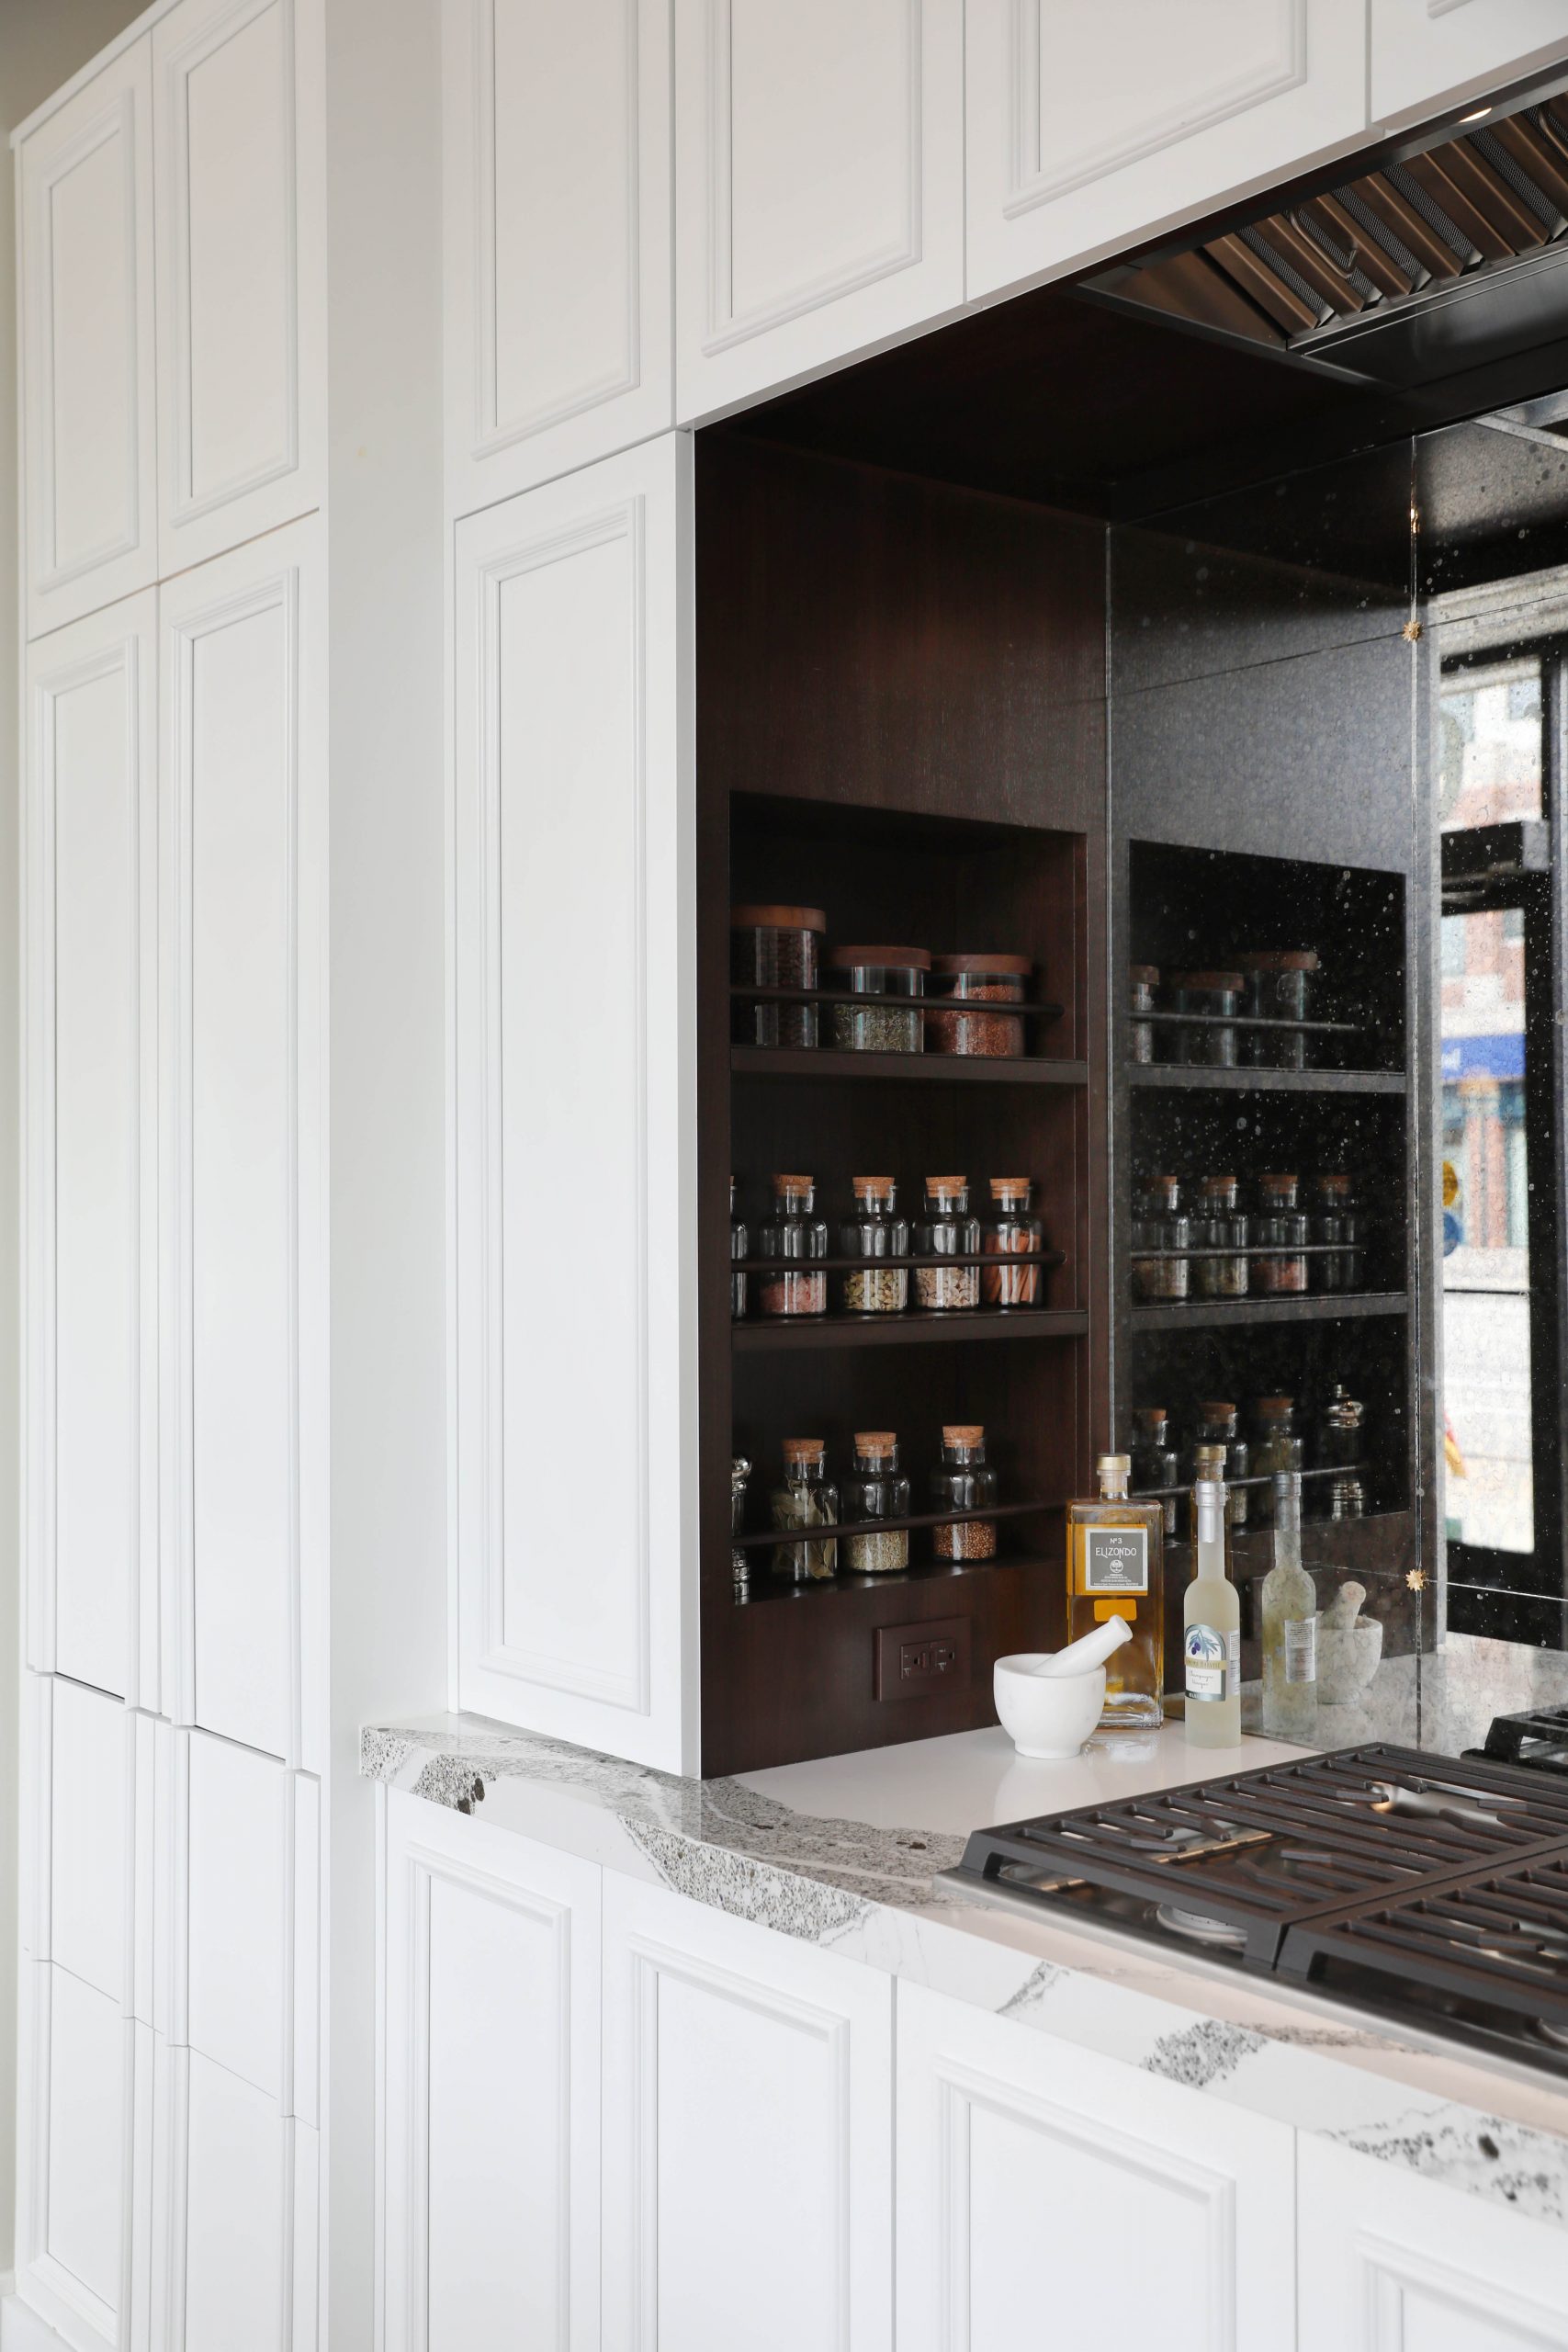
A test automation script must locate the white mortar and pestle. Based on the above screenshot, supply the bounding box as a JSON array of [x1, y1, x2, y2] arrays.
[[994, 1618, 1133, 1758]]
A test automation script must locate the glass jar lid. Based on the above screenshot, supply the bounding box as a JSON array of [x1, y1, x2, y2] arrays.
[[924, 1174, 969, 1204], [1169, 969, 1245, 992], [1253, 1395, 1297, 1423], [782, 1438, 827, 1467], [989, 1176, 1032, 1204], [942, 1422, 986, 1453], [852, 1175, 897, 1204], [1237, 949, 1320, 971], [1129, 963, 1160, 986], [931, 952, 1032, 977], [827, 944, 931, 972], [853, 1430, 898, 1464], [730, 903, 827, 932], [773, 1171, 816, 1203]]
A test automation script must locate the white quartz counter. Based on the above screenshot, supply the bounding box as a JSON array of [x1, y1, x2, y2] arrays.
[[362, 1712, 1568, 2227]]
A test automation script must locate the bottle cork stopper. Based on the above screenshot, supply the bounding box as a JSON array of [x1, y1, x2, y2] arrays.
[[773, 1172, 813, 1193], [852, 1176, 896, 1194], [926, 1174, 967, 1191], [782, 1438, 825, 1463], [854, 1431, 897, 1454], [1098, 1453, 1132, 1475], [989, 1177, 1030, 1194], [942, 1423, 984, 1445]]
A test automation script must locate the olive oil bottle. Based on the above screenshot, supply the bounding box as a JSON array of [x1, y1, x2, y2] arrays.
[[1066, 1453, 1165, 1737]]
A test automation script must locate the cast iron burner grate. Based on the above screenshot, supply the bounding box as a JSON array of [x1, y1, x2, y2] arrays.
[[1468, 1705, 1568, 1776]]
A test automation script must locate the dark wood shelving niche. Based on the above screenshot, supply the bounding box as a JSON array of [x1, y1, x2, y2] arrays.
[[733, 1046, 1089, 1085], [734, 1306, 1089, 1351], [1130, 1291, 1407, 1333], [1128, 1063, 1406, 1096]]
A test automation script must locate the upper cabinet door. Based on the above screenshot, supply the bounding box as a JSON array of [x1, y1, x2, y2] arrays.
[[1372, 1, 1568, 125], [444, 0, 673, 516], [18, 39, 158, 640], [152, 0, 324, 575], [673, 0, 964, 422], [454, 435, 697, 1772], [965, 0, 1370, 302]]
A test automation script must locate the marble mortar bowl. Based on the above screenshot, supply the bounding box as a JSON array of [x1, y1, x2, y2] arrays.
[[994, 1655, 1106, 1759]]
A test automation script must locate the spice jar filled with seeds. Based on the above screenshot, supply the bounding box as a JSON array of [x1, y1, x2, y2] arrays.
[[1188, 1402, 1250, 1532], [771, 1440, 839, 1580], [1239, 950, 1318, 1070], [758, 1174, 829, 1317], [914, 1177, 981, 1310], [1131, 1174, 1190, 1304], [927, 953, 1032, 1057], [1312, 1171, 1367, 1294], [840, 1178, 909, 1315], [842, 1434, 911, 1573], [930, 1425, 998, 1560], [1130, 965, 1160, 1064], [1130, 1406, 1179, 1537], [730, 1176, 748, 1321], [982, 1178, 1045, 1308], [1250, 1171, 1309, 1295], [730, 905, 827, 1048], [1191, 1174, 1248, 1300], [1167, 970, 1244, 1067], [827, 944, 931, 1054]]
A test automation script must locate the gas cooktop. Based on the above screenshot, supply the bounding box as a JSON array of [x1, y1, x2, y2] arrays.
[[942, 1743, 1568, 2078]]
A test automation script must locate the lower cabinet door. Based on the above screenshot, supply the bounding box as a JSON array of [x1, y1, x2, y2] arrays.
[[1298, 2136, 1568, 2350], [380, 1789, 603, 2352], [896, 1984, 1295, 2352], [602, 1874, 895, 2351]]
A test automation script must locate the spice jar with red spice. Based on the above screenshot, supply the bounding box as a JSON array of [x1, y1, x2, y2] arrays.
[[758, 1173, 829, 1316], [927, 953, 1032, 1057], [982, 1178, 1045, 1308]]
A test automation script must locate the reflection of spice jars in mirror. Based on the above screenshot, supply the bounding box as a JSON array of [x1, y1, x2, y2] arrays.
[[1239, 950, 1318, 1069], [927, 954, 1032, 1057], [1129, 965, 1159, 1064], [1188, 1402, 1249, 1532], [1250, 1397, 1303, 1528], [1312, 1172, 1366, 1294], [930, 1425, 998, 1560], [758, 1174, 828, 1316], [843, 1434, 911, 1573], [1192, 1175, 1248, 1299], [1316, 1385, 1365, 1473], [1251, 1172, 1309, 1294], [840, 1178, 909, 1315], [731, 1456, 751, 1590], [1132, 1174, 1190, 1302], [730, 905, 826, 1047], [1130, 1406, 1179, 1537], [982, 1178, 1044, 1308], [828, 944, 931, 1053], [730, 1176, 748, 1320], [1168, 970, 1244, 1066], [915, 1177, 981, 1309], [771, 1441, 839, 1579]]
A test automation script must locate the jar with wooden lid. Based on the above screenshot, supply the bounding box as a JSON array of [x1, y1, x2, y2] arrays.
[[842, 1434, 911, 1573], [927, 953, 1032, 1057], [771, 1441, 839, 1580], [1192, 1174, 1248, 1299], [1186, 1402, 1250, 1532], [839, 1178, 909, 1315], [758, 1174, 828, 1316], [1251, 1172, 1309, 1295], [730, 1176, 748, 1320], [914, 1177, 981, 1309], [827, 944, 931, 1054], [1132, 1174, 1190, 1303], [1316, 1385, 1365, 1472], [929, 1425, 998, 1560], [1129, 964, 1160, 1064], [1130, 1405, 1179, 1537], [730, 904, 826, 1048], [1250, 1397, 1303, 1528], [982, 1178, 1045, 1308], [1312, 1171, 1366, 1293], [1239, 949, 1319, 1069], [1167, 970, 1244, 1067]]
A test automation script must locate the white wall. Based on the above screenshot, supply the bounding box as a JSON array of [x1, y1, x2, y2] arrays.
[[0, 4, 160, 2282]]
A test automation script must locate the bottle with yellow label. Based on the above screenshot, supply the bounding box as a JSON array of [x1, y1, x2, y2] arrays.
[[1066, 1453, 1165, 1737]]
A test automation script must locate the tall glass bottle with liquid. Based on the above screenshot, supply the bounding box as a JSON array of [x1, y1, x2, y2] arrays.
[[1184, 1445, 1241, 1747], [1066, 1453, 1164, 1737]]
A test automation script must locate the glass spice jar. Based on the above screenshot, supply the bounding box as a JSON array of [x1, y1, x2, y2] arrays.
[[771, 1440, 839, 1580], [730, 1175, 748, 1321], [1312, 1171, 1366, 1294], [1250, 1172, 1309, 1295], [731, 1456, 751, 1591], [1130, 1405, 1179, 1539], [1250, 1396, 1303, 1529], [1129, 964, 1160, 1065], [1132, 1174, 1190, 1303], [827, 944, 931, 1054], [839, 1178, 909, 1315], [926, 954, 1032, 1057], [914, 1177, 981, 1310], [1167, 969, 1245, 1067], [1326, 1473, 1366, 1521], [1316, 1385, 1366, 1473], [758, 1173, 828, 1317], [842, 1433, 911, 1573], [730, 904, 827, 1048], [1239, 950, 1319, 1070], [1188, 1402, 1250, 1532], [1191, 1174, 1249, 1300], [982, 1177, 1045, 1309], [930, 1425, 998, 1561]]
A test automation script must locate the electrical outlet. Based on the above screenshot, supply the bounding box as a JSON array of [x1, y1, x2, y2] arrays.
[[874, 1615, 971, 1701]]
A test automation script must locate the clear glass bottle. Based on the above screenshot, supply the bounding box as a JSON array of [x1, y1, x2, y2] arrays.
[[1192, 1174, 1248, 1299], [1129, 964, 1159, 1064], [842, 1433, 911, 1573], [1186, 1402, 1250, 1533], [1250, 1172, 1309, 1295], [731, 1456, 751, 1591], [914, 1177, 981, 1310], [929, 1425, 997, 1559], [1131, 1174, 1190, 1303], [1184, 1446, 1241, 1747], [1312, 1171, 1366, 1294], [1316, 1384, 1365, 1471], [982, 1177, 1044, 1308], [730, 1176, 748, 1321], [1250, 1396, 1303, 1528], [1066, 1453, 1165, 1737], [1129, 1405, 1179, 1538], [1260, 1471, 1318, 1742], [839, 1177, 909, 1315], [730, 904, 826, 1048], [758, 1173, 829, 1317], [827, 945, 931, 1053], [770, 1440, 839, 1580]]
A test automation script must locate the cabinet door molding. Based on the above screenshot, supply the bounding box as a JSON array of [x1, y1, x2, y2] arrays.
[[1372, 1, 1568, 126]]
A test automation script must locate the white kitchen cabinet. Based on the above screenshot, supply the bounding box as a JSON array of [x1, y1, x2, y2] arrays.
[[152, 0, 324, 575], [380, 1788, 603, 2352], [443, 0, 672, 515], [17, 38, 158, 641], [1372, 1, 1568, 125], [673, 0, 964, 421], [964, 0, 1370, 302], [159, 515, 327, 1771], [453, 434, 698, 1770], [896, 1980, 1297, 2352], [601, 1874, 895, 2352], [1298, 2136, 1568, 2349], [24, 593, 159, 1709]]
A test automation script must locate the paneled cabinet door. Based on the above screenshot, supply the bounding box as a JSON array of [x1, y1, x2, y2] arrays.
[[380, 1791, 603, 2352], [1371, 1, 1568, 124], [444, 0, 673, 515], [152, 0, 324, 576], [25, 591, 159, 1708], [964, 0, 1369, 302], [602, 1875, 895, 2351], [673, 0, 964, 421], [1298, 2136, 1568, 2350], [17, 38, 158, 640], [896, 1983, 1296, 2352], [453, 433, 697, 1772]]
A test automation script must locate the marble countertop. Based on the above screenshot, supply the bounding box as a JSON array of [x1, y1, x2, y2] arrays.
[[362, 1711, 1568, 2230]]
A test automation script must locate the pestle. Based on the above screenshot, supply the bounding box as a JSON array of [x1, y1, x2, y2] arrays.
[[1321, 1579, 1367, 1631], [1031, 1617, 1134, 1678]]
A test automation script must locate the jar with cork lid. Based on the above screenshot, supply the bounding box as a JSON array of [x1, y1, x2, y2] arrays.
[[758, 1174, 829, 1317], [914, 1178, 981, 1310], [770, 1441, 839, 1580], [730, 905, 826, 1047], [839, 1178, 909, 1314], [827, 945, 931, 1054], [842, 1435, 911, 1573], [929, 1426, 998, 1560], [1251, 1172, 1309, 1295], [982, 1178, 1045, 1308], [927, 954, 1032, 1057]]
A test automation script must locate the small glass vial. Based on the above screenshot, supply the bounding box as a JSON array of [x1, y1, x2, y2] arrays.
[[1190, 1401, 1250, 1532], [1129, 964, 1160, 1064], [840, 1177, 909, 1315], [1250, 1396, 1303, 1528], [1250, 1172, 1309, 1295], [1259, 1472, 1318, 1742], [1192, 1174, 1249, 1299], [930, 1425, 997, 1560], [758, 1174, 828, 1317], [730, 1176, 748, 1321], [770, 1440, 839, 1580], [1130, 1406, 1179, 1538], [914, 1177, 981, 1310], [1312, 1172, 1366, 1294], [1066, 1453, 1165, 1738], [827, 945, 930, 1053], [982, 1177, 1044, 1308], [731, 1456, 751, 1591], [1132, 1174, 1190, 1303], [842, 1433, 911, 1573]]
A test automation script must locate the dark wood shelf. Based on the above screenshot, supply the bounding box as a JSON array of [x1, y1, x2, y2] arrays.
[[1131, 1289, 1408, 1333], [733, 1306, 1088, 1351], [1128, 1063, 1405, 1094], [730, 1498, 1052, 1552], [737, 1551, 1054, 1605], [733, 982, 1064, 1018], [733, 1046, 1089, 1084]]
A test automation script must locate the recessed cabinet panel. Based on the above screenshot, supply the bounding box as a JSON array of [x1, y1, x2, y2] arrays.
[[182, 1731, 290, 2103], [15, 1962, 133, 2348], [673, 0, 963, 419], [444, 0, 672, 513], [49, 1679, 128, 2007], [1371, 1, 1568, 125], [965, 0, 1369, 300], [160, 2047, 304, 2352], [18, 38, 157, 639]]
